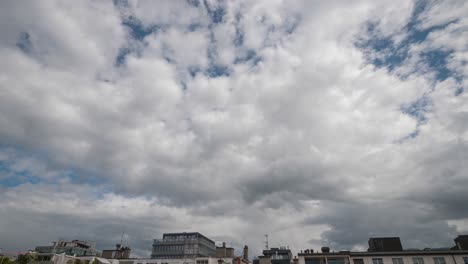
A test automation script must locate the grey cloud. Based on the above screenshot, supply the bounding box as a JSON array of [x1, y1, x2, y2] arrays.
[[0, 0, 467, 258], [304, 201, 459, 251], [239, 156, 349, 206]]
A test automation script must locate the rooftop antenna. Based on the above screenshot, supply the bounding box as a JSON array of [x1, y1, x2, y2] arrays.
[[264, 234, 269, 250], [120, 232, 125, 245]]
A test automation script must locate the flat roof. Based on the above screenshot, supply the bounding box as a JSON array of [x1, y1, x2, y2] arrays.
[[162, 232, 215, 244], [298, 250, 468, 257], [369, 237, 401, 240]]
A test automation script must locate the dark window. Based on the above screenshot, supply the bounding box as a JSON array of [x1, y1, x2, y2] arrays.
[[306, 259, 321, 264], [329, 259, 345, 264], [354, 259, 364, 264], [373, 259, 383, 264], [392, 258, 404, 264]]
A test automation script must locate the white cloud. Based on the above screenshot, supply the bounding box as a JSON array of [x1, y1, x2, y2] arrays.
[[0, 0, 467, 258]]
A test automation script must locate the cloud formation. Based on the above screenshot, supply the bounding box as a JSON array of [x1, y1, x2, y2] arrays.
[[0, 0, 467, 258]]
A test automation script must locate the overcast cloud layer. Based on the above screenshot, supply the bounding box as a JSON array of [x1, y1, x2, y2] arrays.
[[1, 0, 467, 258]]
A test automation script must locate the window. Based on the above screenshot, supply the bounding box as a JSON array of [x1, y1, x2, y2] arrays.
[[413, 258, 424, 264], [196, 260, 208, 264], [354, 259, 364, 264], [463, 258, 468, 264], [328, 259, 345, 264], [306, 259, 321, 264], [392, 258, 404, 264], [373, 259, 384, 264], [433, 258, 445, 264]]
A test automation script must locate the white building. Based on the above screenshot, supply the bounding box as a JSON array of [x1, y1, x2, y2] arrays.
[[297, 250, 468, 264], [72, 256, 236, 264]]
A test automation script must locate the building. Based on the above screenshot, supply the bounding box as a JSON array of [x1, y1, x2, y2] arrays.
[[368, 238, 403, 252], [80, 257, 234, 264], [217, 243, 235, 258], [254, 247, 293, 264], [35, 239, 100, 261], [216, 243, 250, 264], [102, 244, 131, 259], [454, 236, 468, 251], [297, 236, 468, 264], [151, 232, 216, 259]]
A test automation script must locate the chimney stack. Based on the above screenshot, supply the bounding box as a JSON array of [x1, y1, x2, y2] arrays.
[[321, 247, 330, 253], [293, 257, 298, 264], [243, 245, 249, 260]]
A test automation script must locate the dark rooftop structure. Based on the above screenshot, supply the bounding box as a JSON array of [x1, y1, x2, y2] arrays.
[[35, 239, 99, 257], [151, 232, 216, 259], [368, 237, 403, 252], [455, 235, 468, 250], [298, 235, 468, 260], [101, 244, 131, 259], [261, 247, 293, 264], [216, 242, 235, 258]]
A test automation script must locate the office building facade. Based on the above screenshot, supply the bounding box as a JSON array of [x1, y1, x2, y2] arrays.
[[298, 237, 468, 264], [151, 232, 216, 259], [35, 239, 99, 259]]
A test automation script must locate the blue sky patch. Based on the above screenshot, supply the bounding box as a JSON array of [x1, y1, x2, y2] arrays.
[[400, 96, 432, 124], [123, 17, 162, 41], [188, 66, 203, 77], [115, 47, 131, 66], [16, 32, 33, 54], [357, 1, 458, 82], [233, 12, 244, 47], [0, 156, 41, 187], [234, 49, 262, 66], [203, 0, 225, 24], [284, 14, 302, 35], [187, 23, 203, 32], [421, 49, 452, 81], [186, 0, 200, 8], [206, 64, 230, 78], [356, 0, 466, 141], [397, 129, 420, 142]]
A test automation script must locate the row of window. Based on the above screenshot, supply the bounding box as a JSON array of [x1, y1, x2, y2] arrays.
[[153, 245, 193, 254], [306, 258, 345, 264], [355, 257, 464, 264], [138, 262, 179, 264], [304, 257, 468, 264]]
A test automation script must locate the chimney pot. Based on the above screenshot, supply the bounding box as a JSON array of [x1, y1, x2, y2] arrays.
[[243, 245, 249, 260]]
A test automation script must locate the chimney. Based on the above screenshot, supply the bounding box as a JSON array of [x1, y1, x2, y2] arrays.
[[223, 242, 226, 248], [293, 257, 298, 264], [243, 245, 249, 260], [122, 247, 131, 259]]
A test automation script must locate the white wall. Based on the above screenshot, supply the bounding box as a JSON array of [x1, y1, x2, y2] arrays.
[[351, 254, 468, 264], [299, 254, 468, 264]]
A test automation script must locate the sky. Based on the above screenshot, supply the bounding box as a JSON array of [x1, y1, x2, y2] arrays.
[[0, 0, 467, 259]]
